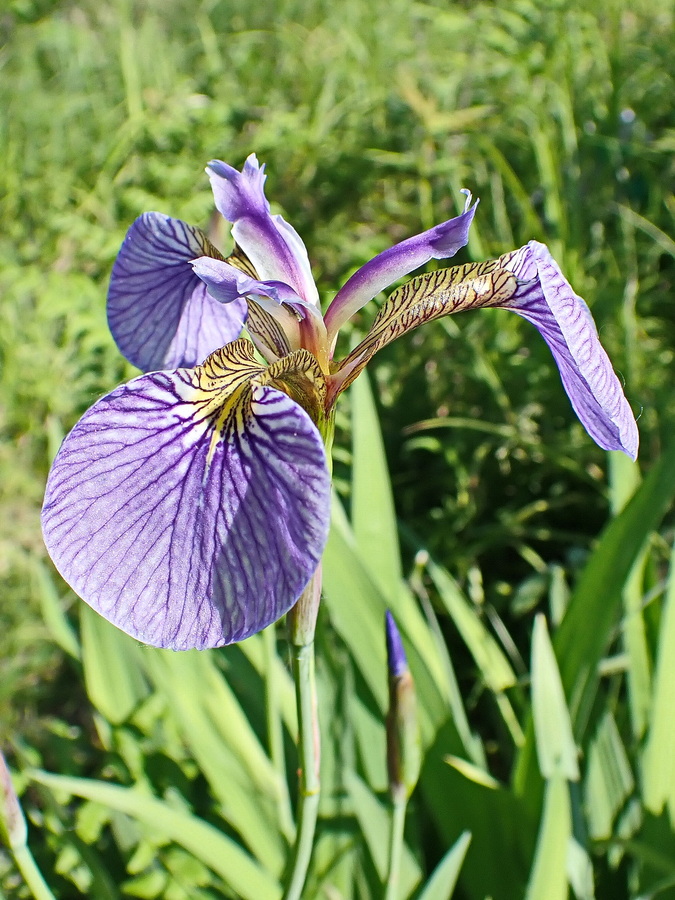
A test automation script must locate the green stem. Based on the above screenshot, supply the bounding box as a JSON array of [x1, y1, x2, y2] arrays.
[[12, 845, 57, 900], [263, 622, 295, 842], [384, 794, 407, 900], [282, 572, 322, 900]]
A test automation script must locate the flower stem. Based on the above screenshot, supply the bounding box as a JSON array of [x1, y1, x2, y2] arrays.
[[384, 794, 407, 900], [263, 622, 295, 843], [12, 845, 57, 900], [282, 571, 322, 900]]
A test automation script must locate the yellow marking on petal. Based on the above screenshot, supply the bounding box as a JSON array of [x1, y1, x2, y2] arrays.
[[330, 260, 518, 399], [246, 299, 294, 359], [177, 339, 328, 476], [259, 349, 327, 426], [178, 339, 263, 470]]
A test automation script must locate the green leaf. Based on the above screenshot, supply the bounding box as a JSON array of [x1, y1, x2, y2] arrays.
[[27, 770, 280, 900], [531, 614, 579, 781], [31, 558, 80, 660], [643, 539, 675, 819], [556, 444, 675, 732], [345, 771, 421, 894], [566, 838, 595, 900], [416, 831, 471, 900], [323, 498, 448, 742], [516, 445, 675, 795], [140, 651, 285, 874], [426, 560, 517, 693], [80, 605, 148, 725], [351, 370, 402, 600], [524, 775, 571, 900], [586, 711, 634, 840], [609, 451, 651, 740]]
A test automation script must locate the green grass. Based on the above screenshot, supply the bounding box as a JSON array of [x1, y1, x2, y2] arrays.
[[1, 0, 674, 896]]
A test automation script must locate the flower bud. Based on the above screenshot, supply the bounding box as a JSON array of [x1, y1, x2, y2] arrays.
[[385, 611, 421, 801]]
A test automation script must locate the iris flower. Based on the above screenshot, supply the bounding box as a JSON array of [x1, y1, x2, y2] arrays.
[[42, 154, 638, 651]]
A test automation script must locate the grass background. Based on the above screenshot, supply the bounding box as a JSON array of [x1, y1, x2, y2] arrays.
[[1, 0, 674, 897]]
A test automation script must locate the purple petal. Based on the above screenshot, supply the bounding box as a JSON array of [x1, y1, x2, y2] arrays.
[[502, 242, 639, 459], [324, 197, 478, 342], [108, 212, 246, 372], [42, 343, 330, 650], [207, 154, 319, 306], [192, 255, 307, 309]]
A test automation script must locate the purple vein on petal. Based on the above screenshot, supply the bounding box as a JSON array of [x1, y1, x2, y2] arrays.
[[499, 242, 639, 459], [42, 343, 331, 649], [108, 212, 246, 372]]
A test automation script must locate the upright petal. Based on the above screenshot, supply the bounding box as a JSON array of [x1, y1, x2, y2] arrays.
[[108, 212, 246, 372], [42, 340, 331, 650], [499, 242, 638, 459], [324, 197, 478, 344], [207, 154, 319, 306]]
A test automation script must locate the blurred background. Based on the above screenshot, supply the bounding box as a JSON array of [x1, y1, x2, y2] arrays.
[[1, 0, 674, 897]]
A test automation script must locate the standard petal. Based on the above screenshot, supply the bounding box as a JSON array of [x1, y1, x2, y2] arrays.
[[42, 340, 331, 650], [108, 212, 247, 372], [207, 154, 319, 306], [323, 197, 478, 344], [500, 242, 639, 459]]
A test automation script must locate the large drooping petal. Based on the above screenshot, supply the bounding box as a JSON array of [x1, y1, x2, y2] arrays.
[[329, 258, 518, 399], [207, 154, 319, 306], [108, 212, 247, 372], [323, 196, 478, 345], [42, 340, 331, 650], [330, 245, 638, 458], [498, 242, 639, 459]]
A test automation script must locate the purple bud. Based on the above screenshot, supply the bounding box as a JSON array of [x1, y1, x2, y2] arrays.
[[385, 612, 421, 800], [386, 610, 408, 679]]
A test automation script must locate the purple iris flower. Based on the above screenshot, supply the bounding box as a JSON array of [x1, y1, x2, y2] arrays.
[[42, 154, 638, 651]]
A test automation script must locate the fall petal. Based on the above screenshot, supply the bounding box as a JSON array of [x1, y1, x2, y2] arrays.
[[42, 340, 331, 650]]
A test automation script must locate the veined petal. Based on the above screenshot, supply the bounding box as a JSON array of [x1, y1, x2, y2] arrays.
[[499, 242, 639, 459], [332, 242, 638, 458], [324, 197, 478, 344], [42, 339, 331, 650], [207, 154, 319, 306], [108, 212, 246, 372], [329, 258, 517, 400], [192, 256, 330, 371], [191, 255, 304, 358]]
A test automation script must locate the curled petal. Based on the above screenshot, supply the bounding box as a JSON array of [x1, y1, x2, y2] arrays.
[[324, 197, 478, 343], [331, 242, 638, 458], [108, 212, 246, 372], [42, 340, 331, 650], [207, 154, 319, 306], [191, 255, 307, 357], [501, 242, 639, 459], [191, 255, 307, 308]]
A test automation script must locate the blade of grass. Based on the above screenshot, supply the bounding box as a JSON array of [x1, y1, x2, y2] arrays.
[[28, 770, 280, 900]]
